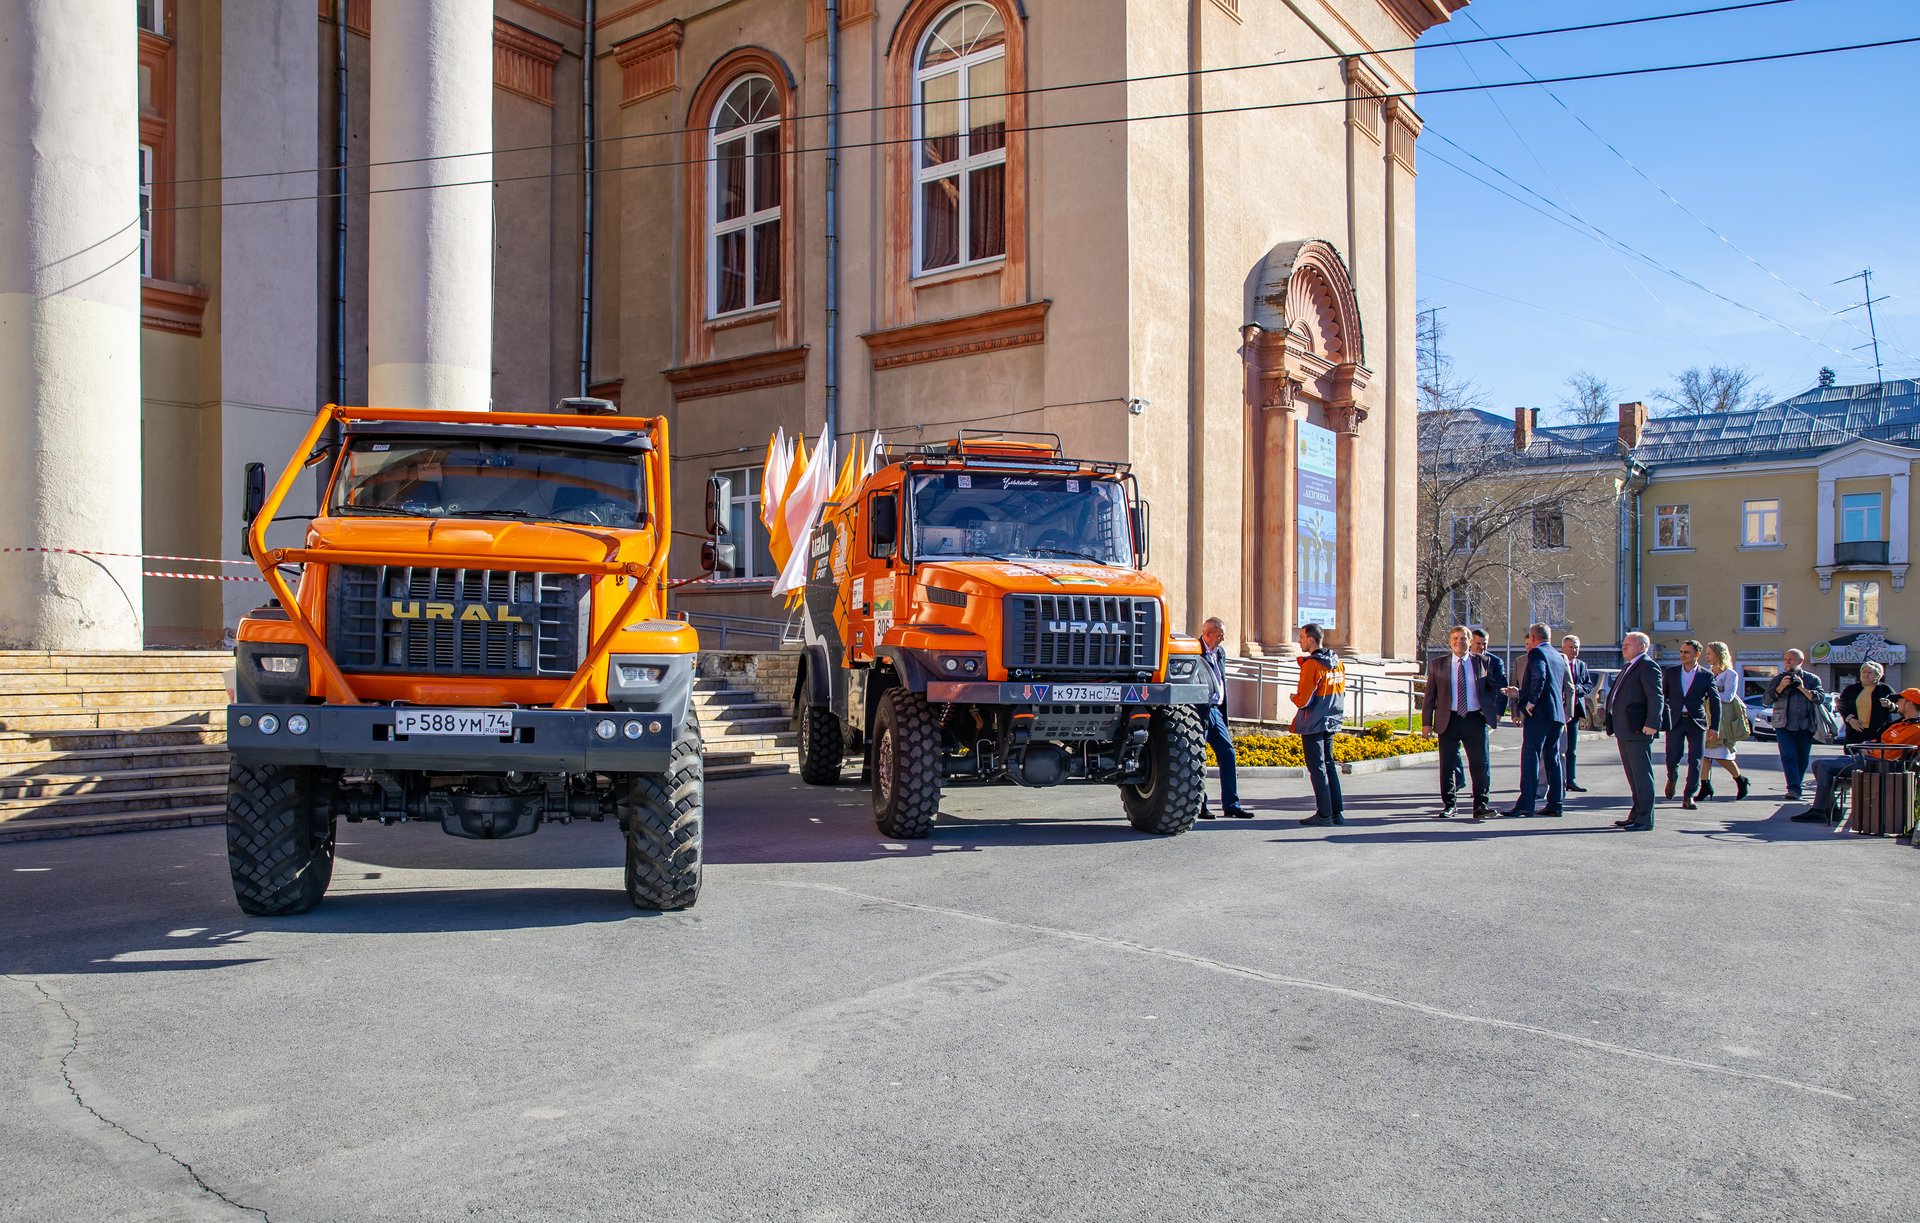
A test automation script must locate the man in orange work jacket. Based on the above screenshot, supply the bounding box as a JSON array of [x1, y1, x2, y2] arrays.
[[1291, 622, 1347, 826]]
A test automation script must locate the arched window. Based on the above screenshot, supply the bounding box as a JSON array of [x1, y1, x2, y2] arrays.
[[709, 75, 782, 317], [913, 3, 1006, 275]]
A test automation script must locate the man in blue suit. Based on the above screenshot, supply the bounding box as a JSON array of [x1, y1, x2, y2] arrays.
[[1504, 622, 1570, 817]]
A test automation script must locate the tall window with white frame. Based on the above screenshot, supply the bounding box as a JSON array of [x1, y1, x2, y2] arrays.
[[1841, 492, 1883, 542], [1741, 582, 1779, 630], [1449, 581, 1484, 629], [1742, 497, 1780, 546], [714, 466, 777, 579], [709, 76, 782, 318], [1654, 503, 1690, 549], [914, 2, 1007, 275], [138, 145, 155, 277], [1654, 584, 1689, 631], [1528, 580, 1566, 628], [1841, 580, 1881, 628]]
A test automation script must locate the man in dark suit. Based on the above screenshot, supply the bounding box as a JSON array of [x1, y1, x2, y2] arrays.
[[1471, 629, 1509, 720], [1196, 616, 1254, 819], [1561, 634, 1596, 792], [1504, 623, 1571, 817], [1607, 631, 1666, 830], [1661, 638, 1721, 811], [1424, 624, 1494, 821]]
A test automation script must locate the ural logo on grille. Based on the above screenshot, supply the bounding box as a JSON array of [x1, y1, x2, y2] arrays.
[[389, 601, 528, 623], [1045, 620, 1127, 634]]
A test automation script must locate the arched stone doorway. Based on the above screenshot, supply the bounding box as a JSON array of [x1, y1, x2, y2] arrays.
[[1239, 239, 1370, 656]]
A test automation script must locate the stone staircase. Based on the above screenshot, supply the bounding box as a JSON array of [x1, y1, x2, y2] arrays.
[[0, 649, 796, 842]]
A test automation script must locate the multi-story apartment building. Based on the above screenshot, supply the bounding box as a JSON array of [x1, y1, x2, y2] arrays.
[[1428, 380, 1920, 693], [1, 0, 1467, 655]]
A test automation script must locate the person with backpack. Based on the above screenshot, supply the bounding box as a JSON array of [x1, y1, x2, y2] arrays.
[[1700, 641, 1751, 800], [1291, 622, 1346, 827]]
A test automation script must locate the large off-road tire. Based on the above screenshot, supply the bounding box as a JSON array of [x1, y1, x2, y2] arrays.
[[872, 689, 941, 839], [796, 693, 844, 786], [226, 761, 335, 916], [1120, 705, 1205, 835], [622, 714, 703, 910]]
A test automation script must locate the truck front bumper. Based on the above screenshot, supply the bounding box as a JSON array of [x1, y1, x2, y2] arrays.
[[226, 704, 677, 774], [924, 681, 1210, 705]]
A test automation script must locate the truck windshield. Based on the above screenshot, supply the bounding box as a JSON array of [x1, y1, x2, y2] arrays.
[[910, 472, 1132, 565], [329, 438, 645, 528]]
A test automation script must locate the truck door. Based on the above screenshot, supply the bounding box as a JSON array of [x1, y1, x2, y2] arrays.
[[850, 487, 899, 664]]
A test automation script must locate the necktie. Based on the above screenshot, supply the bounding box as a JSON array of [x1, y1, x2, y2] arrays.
[[1455, 658, 1467, 714]]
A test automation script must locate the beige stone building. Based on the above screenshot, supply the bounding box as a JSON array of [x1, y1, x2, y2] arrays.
[[1432, 380, 1920, 693], [3, 0, 1465, 657]]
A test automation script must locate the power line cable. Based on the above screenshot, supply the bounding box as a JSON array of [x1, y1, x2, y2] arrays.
[[1455, 8, 1920, 365], [1423, 132, 1874, 367], [157, 0, 1804, 193], [154, 34, 1920, 218], [1420, 272, 1696, 347]]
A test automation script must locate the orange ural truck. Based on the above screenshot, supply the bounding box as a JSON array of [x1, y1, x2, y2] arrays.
[[226, 400, 725, 915], [790, 434, 1209, 837]]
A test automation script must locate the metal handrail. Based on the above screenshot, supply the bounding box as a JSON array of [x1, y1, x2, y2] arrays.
[[675, 609, 800, 650], [1221, 656, 1424, 733]]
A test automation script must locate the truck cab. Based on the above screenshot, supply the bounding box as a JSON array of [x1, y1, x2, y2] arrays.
[[790, 434, 1208, 837]]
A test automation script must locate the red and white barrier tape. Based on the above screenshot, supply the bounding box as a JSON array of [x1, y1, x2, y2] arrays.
[[4, 545, 267, 583], [2, 545, 257, 567]]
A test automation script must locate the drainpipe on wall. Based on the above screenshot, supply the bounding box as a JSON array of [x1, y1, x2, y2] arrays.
[[824, 0, 841, 446], [579, 0, 597, 398], [327, 0, 349, 512]]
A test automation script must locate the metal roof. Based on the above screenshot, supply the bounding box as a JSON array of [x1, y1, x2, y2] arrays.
[[1435, 379, 1920, 471]]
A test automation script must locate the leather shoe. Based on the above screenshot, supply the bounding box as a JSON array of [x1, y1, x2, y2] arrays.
[[1225, 804, 1256, 819], [1502, 808, 1533, 819], [1298, 814, 1333, 826], [1681, 798, 1698, 810], [1469, 809, 1490, 823], [1613, 818, 1636, 827], [1198, 806, 1216, 820], [1735, 776, 1750, 800], [1664, 777, 1676, 799], [1538, 808, 1564, 817], [1566, 783, 1589, 792], [1621, 821, 1653, 831], [1790, 809, 1831, 823], [1439, 804, 1456, 819]]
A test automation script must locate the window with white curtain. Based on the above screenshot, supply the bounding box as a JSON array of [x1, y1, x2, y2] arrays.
[[709, 76, 782, 318], [914, 3, 1008, 275]]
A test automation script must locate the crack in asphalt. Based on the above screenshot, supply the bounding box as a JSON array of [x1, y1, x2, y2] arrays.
[[761, 881, 1859, 1102], [6, 974, 272, 1221]]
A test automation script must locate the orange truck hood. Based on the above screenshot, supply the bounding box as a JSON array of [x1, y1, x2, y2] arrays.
[[915, 559, 1165, 601], [303, 516, 644, 566]]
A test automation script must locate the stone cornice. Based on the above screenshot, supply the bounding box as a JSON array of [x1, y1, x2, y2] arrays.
[[862, 302, 1049, 371], [495, 20, 566, 107], [663, 346, 809, 401], [142, 277, 208, 337], [614, 20, 684, 105]]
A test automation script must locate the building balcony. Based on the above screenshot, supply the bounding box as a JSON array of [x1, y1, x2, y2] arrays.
[[1833, 539, 1890, 566]]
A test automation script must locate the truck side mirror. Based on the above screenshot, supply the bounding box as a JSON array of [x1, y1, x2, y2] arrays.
[[241, 462, 266, 555], [701, 540, 738, 575], [705, 474, 730, 539], [870, 493, 898, 557], [1130, 500, 1150, 566]]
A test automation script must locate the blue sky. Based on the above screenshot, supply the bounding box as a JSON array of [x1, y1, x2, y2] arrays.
[[1413, 0, 1920, 420]]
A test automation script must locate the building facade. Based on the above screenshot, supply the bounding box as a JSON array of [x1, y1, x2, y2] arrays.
[[2, 0, 1464, 657], [1432, 380, 1920, 693]]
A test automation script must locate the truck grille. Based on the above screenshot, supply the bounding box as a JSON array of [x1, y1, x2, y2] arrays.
[[1004, 594, 1159, 675], [327, 566, 587, 677]]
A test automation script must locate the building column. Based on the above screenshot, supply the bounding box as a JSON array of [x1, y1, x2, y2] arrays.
[[220, 0, 320, 630], [0, 1, 143, 648], [368, 1, 493, 409]]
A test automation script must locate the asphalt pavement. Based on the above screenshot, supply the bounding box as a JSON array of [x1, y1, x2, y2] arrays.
[[2, 736, 1915, 1222]]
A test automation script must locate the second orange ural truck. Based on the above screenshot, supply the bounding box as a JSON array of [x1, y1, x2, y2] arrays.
[[790, 433, 1210, 837], [225, 400, 727, 916]]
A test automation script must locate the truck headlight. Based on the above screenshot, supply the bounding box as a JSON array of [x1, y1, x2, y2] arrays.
[[615, 663, 666, 686], [1167, 655, 1200, 681], [595, 719, 618, 740], [257, 714, 280, 735], [286, 714, 310, 735], [258, 655, 302, 674], [934, 652, 985, 676]]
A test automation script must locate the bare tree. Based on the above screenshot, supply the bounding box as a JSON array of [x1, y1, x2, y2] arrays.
[[1653, 365, 1769, 415], [1557, 370, 1617, 425]]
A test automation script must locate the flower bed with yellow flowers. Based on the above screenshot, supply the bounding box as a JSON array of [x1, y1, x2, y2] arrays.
[[1205, 721, 1437, 768]]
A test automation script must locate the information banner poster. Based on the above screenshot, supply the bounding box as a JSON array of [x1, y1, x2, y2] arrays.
[[1296, 421, 1338, 630]]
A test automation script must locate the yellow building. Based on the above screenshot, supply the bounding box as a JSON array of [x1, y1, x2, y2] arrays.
[[1431, 381, 1920, 692], [3, 0, 1467, 656]]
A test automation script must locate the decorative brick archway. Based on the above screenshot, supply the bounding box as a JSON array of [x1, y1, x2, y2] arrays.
[[1240, 239, 1371, 654]]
